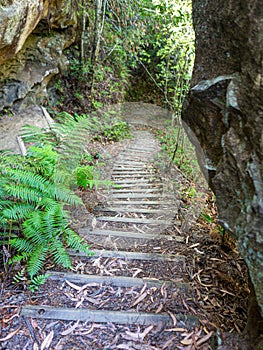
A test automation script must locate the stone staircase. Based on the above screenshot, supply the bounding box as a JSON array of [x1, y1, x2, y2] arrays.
[[21, 129, 199, 349]]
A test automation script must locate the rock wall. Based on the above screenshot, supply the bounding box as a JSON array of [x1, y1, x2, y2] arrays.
[[182, 0, 263, 332], [0, 0, 77, 110]]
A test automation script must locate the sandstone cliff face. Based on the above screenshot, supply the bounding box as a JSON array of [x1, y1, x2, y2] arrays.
[[0, 0, 77, 110], [183, 0, 263, 322]]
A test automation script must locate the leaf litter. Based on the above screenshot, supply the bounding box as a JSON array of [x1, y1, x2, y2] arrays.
[[0, 133, 250, 349]]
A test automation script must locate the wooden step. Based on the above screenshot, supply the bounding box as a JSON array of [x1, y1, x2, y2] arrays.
[[95, 207, 170, 214], [106, 200, 174, 205], [46, 271, 189, 289], [79, 228, 183, 242], [111, 193, 166, 199], [96, 216, 172, 225], [112, 188, 161, 193], [21, 305, 198, 326], [113, 182, 161, 188], [114, 177, 155, 185], [70, 248, 185, 261]]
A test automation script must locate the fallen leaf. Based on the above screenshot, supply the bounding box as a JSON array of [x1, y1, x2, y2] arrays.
[[180, 338, 193, 345], [40, 330, 54, 350], [125, 325, 153, 341], [0, 327, 21, 341], [167, 311, 177, 326], [86, 297, 101, 305], [165, 328, 187, 332], [139, 283, 147, 295], [33, 343, 39, 350], [131, 291, 147, 307], [155, 303, 163, 313], [65, 280, 98, 292], [116, 344, 135, 349], [132, 269, 143, 278], [3, 313, 20, 323], [77, 323, 94, 335], [65, 280, 83, 291], [75, 297, 85, 308], [189, 243, 200, 248], [61, 321, 80, 335], [196, 331, 213, 346]]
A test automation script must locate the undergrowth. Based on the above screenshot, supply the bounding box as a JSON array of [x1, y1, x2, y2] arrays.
[[0, 111, 130, 290]]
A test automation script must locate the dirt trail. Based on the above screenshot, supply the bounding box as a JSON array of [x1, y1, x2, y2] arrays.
[[1, 121, 249, 349]]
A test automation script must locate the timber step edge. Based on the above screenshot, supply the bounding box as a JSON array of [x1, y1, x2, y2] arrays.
[[47, 271, 190, 289], [68, 247, 186, 261], [21, 305, 198, 326], [78, 228, 184, 242]]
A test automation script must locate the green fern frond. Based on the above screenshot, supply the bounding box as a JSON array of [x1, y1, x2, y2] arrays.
[[2, 203, 34, 221], [9, 238, 35, 253], [27, 244, 48, 277], [28, 274, 50, 292], [49, 237, 72, 268], [3, 167, 51, 192], [53, 186, 83, 206], [21, 124, 56, 146], [9, 251, 32, 264], [65, 228, 91, 254], [13, 269, 26, 283], [4, 184, 42, 204]]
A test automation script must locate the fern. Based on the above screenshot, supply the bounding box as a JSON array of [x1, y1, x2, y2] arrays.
[[27, 245, 49, 278], [1, 111, 131, 282], [65, 228, 91, 254], [0, 145, 90, 280], [49, 237, 72, 268], [28, 274, 50, 292]]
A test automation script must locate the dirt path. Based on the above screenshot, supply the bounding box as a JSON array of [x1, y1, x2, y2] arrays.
[[0, 124, 249, 349]]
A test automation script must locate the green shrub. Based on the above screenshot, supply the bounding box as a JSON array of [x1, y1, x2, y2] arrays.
[[0, 146, 90, 279]]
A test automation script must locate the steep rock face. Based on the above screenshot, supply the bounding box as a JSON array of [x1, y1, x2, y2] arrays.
[[0, 0, 77, 109], [183, 0, 263, 326]]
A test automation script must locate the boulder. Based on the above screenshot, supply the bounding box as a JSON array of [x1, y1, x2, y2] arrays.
[[182, 0, 263, 339], [0, 0, 77, 110]]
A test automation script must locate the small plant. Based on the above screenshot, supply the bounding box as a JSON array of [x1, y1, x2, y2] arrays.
[[102, 121, 131, 142], [75, 165, 113, 189], [28, 274, 50, 292], [201, 211, 214, 224], [0, 146, 91, 280]]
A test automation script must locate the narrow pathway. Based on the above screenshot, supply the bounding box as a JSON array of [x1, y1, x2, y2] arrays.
[[21, 129, 201, 349]]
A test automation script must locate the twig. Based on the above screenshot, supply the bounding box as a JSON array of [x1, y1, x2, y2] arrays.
[[22, 316, 40, 346]]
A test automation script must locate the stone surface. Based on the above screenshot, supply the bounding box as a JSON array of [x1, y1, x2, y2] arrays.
[[183, 0, 263, 325], [0, 0, 77, 110], [0, 106, 53, 153]]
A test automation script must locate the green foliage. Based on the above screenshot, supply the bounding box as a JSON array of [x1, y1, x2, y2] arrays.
[[102, 121, 131, 142], [155, 127, 198, 179], [75, 165, 113, 189], [201, 212, 214, 224], [28, 274, 50, 292], [127, 0, 194, 114], [0, 146, 90, 280], [1, 111, 130, 283]]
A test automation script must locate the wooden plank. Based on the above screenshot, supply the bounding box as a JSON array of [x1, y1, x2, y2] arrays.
[[78, 228, 184, 243], [96, 216, 172, 225], [46, 271, 189, 290], [106, 200, 173, 205], [112, 188, 160, 193], [113, 177, 155, 185], [112, 169, 155, 176], [113, 183, 161, 188], [114, 161, 146, 165], [95, 207, 169, 214], [21, 305, 176, 325], [69, 248, 186, 261], [111, 193, 165, 199], [112, 171, 156, 180]]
